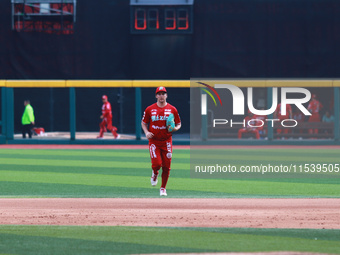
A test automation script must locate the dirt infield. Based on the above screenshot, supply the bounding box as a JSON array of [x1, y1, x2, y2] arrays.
[[1, 198, 339, 229]]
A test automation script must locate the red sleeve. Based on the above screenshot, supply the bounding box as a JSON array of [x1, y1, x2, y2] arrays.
[[307, 102, 312, 110], [275, 104, 280, 114], [173, 107, 181, 125], [142, 107, 150, 124]]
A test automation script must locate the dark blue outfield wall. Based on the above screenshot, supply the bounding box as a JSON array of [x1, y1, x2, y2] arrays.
[[1, 0, 340, 80], [12, 87, 190, 135], [2, 84, 340, 146], [2, 80, 340, 145]]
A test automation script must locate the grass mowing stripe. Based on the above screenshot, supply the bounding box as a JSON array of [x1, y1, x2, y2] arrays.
[[0, 165, 190, 179], [192, 153, 340, 164], [192, 149, 340, 165], [0, 149, 190, 159], [0, 226, 339, 254], [172, 177, 340, 196], [192, 227, 340, 241], [0, 158, 189, 170], [0, 233, 205, 255], [1, 170, 340, 196], [1, 164, 338, 184], [0, 149, 149, 157], [1, 182, 241, 198], [192, 148, 340, 157], [0, 154, 152, 163], [0, 155, 190, 165], [0, 153, 190, 161]]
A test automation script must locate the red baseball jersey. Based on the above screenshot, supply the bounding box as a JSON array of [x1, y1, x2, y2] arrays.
[[253, 114, 266, 130], [102, 102, 112, 119], [142, 103, 181, 141], [275, 103, 292, 118], [308, 99, 323, 114], [244, 116, 262, 129]]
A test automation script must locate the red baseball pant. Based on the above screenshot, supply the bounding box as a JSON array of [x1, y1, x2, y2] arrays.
[[276, 118, 291, 135], [308, 114, 321, 134], [238, 128, 260, 139], [149, 139, 172, 189], [99, 118, 118, 138]]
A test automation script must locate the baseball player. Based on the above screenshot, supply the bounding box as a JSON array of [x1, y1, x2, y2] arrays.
[[97, 95, 120, 139], [274, 102, 292, 135], [307, 94, 323, 134], [141, 87, 181, 196]]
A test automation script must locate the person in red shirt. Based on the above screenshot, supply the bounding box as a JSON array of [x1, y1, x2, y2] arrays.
[[238, 111, 261, 139], [253, 108, 267, 137], [307, 94, 323, 134], [293, 108, 305, 135], [274, 103, 292, 135], [141, 87, 181, 196], [97, 95, 120, 139]]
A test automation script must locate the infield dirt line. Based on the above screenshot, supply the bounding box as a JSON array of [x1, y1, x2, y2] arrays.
[[1, 198, 339, 229]]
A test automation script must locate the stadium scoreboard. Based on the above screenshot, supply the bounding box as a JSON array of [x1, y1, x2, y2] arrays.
[[130, 0, 194, 34]]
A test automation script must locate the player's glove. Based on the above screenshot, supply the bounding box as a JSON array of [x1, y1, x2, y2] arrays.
[[166, 113, 175, 132]]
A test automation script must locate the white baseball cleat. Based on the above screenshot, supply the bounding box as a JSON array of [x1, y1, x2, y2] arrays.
[[151, 172, 158, 186], [160, 188, 167, 196]]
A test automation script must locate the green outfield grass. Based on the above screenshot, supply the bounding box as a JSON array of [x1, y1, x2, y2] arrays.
[[0, 148, 339, 255], [0, 148, 339, 198], [0, 226, 340, 255]]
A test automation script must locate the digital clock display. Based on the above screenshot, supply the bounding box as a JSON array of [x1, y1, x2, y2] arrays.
[[130, 4, 193, 34]]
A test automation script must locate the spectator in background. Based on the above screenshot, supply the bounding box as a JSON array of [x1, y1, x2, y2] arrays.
[[321, 109, 334, 135], [322, 110, 334, 123], [274, 102, 292, 136], [253, 108, 267, 137], [307, 94, 323, 134], [293, 107, 305, 123], [293, 107, 305, 135], [21, 99, 35, 138], [238, 111, 260, 139]]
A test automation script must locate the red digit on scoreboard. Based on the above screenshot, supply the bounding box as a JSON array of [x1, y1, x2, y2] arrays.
[[148, 9, 159, 30], [135, 8, 146, 30], [165, 9, 176, 30], [177, 9, 189, 30]]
